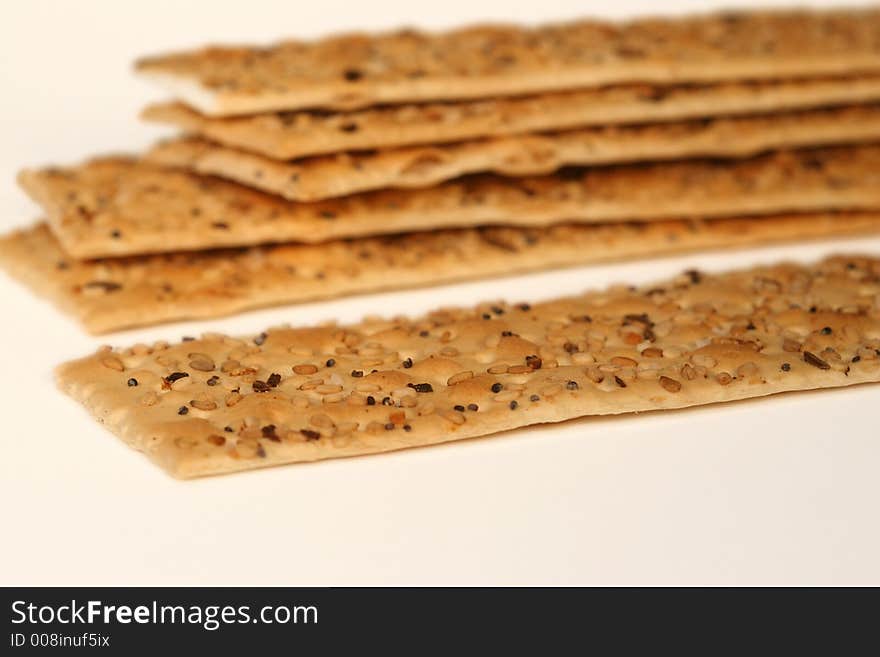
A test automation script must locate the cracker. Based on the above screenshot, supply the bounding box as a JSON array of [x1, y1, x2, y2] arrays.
[[20, 145, 880, 259], [4, 212, 880, 334], [55, 255, 880, 477], [146, 104, 880, 201], [135, 8, 880, 115], [141, 76, 880, 160]]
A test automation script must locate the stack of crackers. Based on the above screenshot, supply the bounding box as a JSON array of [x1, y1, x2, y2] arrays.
[[7, 7, 880, 478], [5, 7, 880, 334]]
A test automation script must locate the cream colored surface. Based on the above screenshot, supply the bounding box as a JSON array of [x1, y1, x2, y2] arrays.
[[1, 0, 879, 585]]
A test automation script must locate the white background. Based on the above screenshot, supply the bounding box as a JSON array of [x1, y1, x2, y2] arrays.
[[1, 0, 879, 585]]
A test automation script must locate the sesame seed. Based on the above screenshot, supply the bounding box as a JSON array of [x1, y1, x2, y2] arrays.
[[803, 351, 830, 370]]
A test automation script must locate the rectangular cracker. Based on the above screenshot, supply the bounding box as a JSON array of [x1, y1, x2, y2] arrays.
[[5, 212, 880, 334], [56, 255, 880, 478], [141, 75, 880, 160], [20, 145, 880, 259], [147, 104, 880, 201], [135, 8, 880, 115]]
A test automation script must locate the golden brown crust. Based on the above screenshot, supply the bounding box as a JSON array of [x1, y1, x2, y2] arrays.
[[135, 9, 880, 114], [3, 213, 880, 333], [141, 76, 880, 159], [147, 105, 880, 201], [20, 145, 880, 258], [55, 255, 880, 478]]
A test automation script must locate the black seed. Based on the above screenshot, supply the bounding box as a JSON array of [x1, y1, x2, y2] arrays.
[[491, 383, 503, 393], [685, 269, 702, 284], [182, 336, 195, 342], [482, 313, 492, 320], [403, 424, 412, 432], [384, 423, 395, 430], [340, 122, 359, 132], [366, 396, 376, 405], [402, 357, 413, 368], [252, 380, 271, 392], [852, 355, 861, 363], [781, 363, 791, 372], [300, 429, 320, 441], [165, 371, 189, 383], [177, 406, 188, 415], [419, 330, 429, 337], [809, 306, 817, 313], [261, 425, 279, 441], [351, 370, 364, 378], [467, 403, 479, 411], [525, 355, 542, 370], [563, 342, 579, 354], [821, 326, 833, 335], [325, 358, 336, 367], [206, 376, 220, 386], [267, 372, 282, 387], [517, 303, 531, 311], [491, 306, 505, 315], [408, 382, 434, 393], [566, 380, 579, 390], [501, 330, 515, 337], [746, 322, 756, 331], [254, 332, 267, 345], [224, 426, 234, 432], [110, 229, 121, 238], [126, 378, 138, 387], [614, 376, 627, 388], [454, 404, 465, 412], [530, 394, 540, 402], [343, 68, 363, 81], [382, 397, 393, 406], [509, 401, 518, 410]]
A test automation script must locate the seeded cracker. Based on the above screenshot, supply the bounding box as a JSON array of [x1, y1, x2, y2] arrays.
[[135, 9, 880, 114], [56, 256, 880, 478], [19, 145, 880, 259], [141, 75, 880, 160], [3, 213, 880, 333], [147, 104, 880, 201]]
